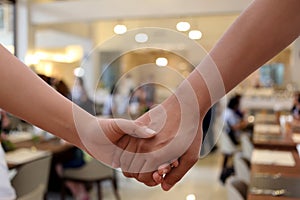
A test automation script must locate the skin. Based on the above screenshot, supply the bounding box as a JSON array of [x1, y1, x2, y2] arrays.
[[0, 0, 299, 191], [0, 44, 166, 174], [119, 0, 300, 191]]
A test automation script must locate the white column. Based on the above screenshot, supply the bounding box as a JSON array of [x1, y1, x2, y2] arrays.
[[290, 37, 300, 90], [15, 0, 29, 62]]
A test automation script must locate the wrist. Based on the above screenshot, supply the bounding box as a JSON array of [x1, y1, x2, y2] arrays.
[[176, 73, 211, 117]]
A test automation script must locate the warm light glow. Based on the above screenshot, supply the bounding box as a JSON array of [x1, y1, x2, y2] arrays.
[[25, 45, 83, 64], [52, 54, 66, 63], [186, 194, 196, 200], [247, 115, 255, 123], [135, 33, 148, 43], [156, 57, 168, 67], [35, 52, 48, 60], [65, 45, 83, 63], [25, 54, 40, 66], [74, 67, 85, 77], [114, 24, 127, 34], [44, 63, 53, 76], [189, 30, 202, 40], [176, 21, 190, 32]]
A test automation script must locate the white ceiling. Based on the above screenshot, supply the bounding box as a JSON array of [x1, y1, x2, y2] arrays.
[[30, 0, 253, 25], [31, 0, 253, 62]]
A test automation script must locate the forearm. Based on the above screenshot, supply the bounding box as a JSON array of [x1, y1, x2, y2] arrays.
[[182, 0, 300, 112], [0, 45, 90, 149]]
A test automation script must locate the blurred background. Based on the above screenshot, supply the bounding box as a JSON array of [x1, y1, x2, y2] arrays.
[[1, 0, 300, 200]]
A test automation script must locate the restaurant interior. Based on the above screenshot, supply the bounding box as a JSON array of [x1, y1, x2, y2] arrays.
[[1, 0, 300, 200]]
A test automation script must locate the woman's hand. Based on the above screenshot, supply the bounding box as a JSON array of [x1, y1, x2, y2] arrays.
[[114, 80, 207, 190], [70, 104, 157, 168]]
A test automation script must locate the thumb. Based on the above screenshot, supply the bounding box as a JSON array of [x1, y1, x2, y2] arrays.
[[114, 118, 157, 138], [161, 155, 198, 191]]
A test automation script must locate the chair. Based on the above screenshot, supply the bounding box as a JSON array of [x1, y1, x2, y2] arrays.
[[233, 152, 251, 184], [11, 154, 52, 200], [219, 130, 237, 169], [240, 133, 253, 162], [17, 184, 45, 200], [219, 130, 238, 183], [225, 176, 248, 200], [61, 158, 120, 200]]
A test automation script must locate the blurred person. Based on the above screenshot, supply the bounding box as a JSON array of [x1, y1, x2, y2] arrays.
[[0, 109, 11, 134], [200, 104, 217, 156], [0, 143, 16, 200], [117, 74, 136, 115], [128, 87, 147, 119], [223, 95, 249, 145], [0, 109, 15, 152], [72, 77, 95, 115], [102, 85, 117, 116], [234, 94, 245, 119], [142, 75, 156, 109], [291, 92, 300, 119], [52, 79, 72, 100], [0, 109, 16, 200]]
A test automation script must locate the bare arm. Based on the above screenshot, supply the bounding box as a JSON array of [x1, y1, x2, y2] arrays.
[[0, 45, 83, 147], [0, 45, 157, 168], [120, 0, 300, 190], [162, 0, 300, 190]]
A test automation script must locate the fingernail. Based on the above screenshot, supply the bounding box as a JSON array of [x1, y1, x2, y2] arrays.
[[163, 183, 173, 191], [145, 128, 156, 135], [153, 173, 163, 183]]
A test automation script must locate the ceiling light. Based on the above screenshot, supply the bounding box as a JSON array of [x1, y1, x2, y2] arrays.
[[135, 33, 149, 43], [189, 30, 202, 40], [74, 67, 85, 77], [156, 57, 168, 67], [176, 21, 191, 32], [114, 24, 127, 35], [186, 194, 196, 200]]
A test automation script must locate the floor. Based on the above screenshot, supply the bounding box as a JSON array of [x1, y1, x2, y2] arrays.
[[95, 151, 227, 200], [47, 150, 227, 200]]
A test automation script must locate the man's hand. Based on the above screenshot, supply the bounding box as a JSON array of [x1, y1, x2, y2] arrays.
[[115, 81, 206, 190]]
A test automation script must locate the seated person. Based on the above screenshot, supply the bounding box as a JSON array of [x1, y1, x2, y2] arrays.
[[291, 92, 300, 120], [55, 147, 88, 200], [38, 75, 89, 200], [0, 108, 16, 199], [223, 95, 249, 145]]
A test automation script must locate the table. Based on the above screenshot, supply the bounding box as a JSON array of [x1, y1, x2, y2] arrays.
[[7, 137, 75, 169], [253, 130, 297, 150], [6, 135, 76, 193], [248, 150, 300, 200], [240, 96, 293, 112], [248, 118, 300, 199], [252, 122, 297, 150], [254, 113, 278, 124]]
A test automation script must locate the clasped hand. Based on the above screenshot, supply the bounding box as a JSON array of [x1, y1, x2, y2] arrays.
[[76, 83, 205, 191]]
